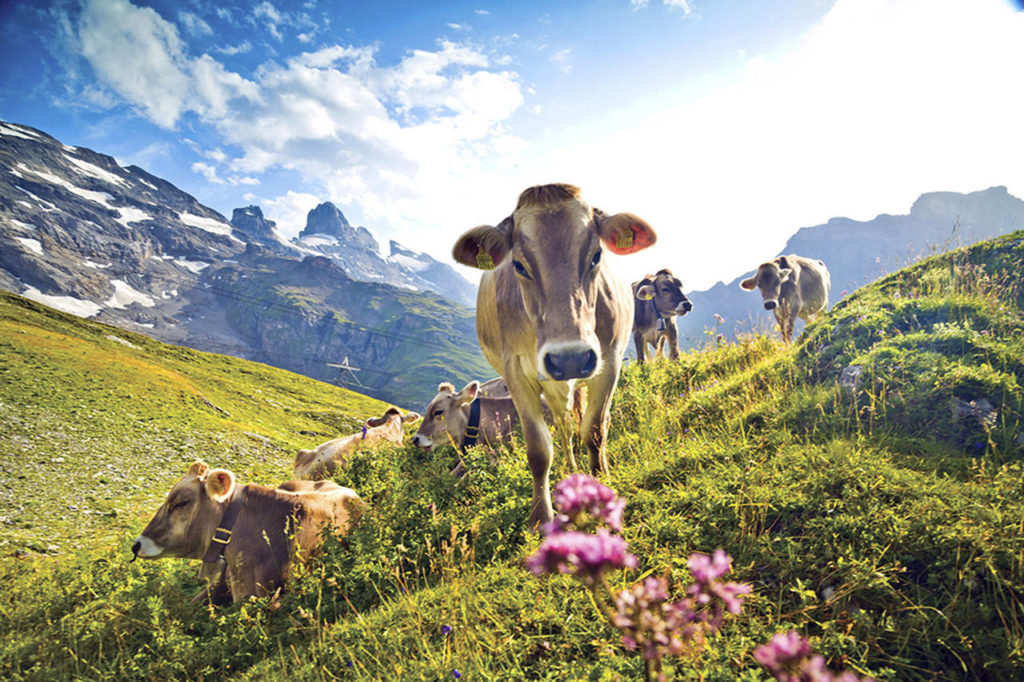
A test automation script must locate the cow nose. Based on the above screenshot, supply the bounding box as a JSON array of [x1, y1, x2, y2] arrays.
[[544, 348, 598, 380], [412, 434, 431, 450], [679, 300, 693, 313], [763, 300, 777, 310], [131, 540, 141, 556]]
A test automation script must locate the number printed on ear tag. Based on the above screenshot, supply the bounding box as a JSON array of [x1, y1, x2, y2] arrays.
[[616, 231, 634, 250], [476, 250, 495, 270]]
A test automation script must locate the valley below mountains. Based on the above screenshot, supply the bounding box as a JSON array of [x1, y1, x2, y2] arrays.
[[0, 120, 487, 407]]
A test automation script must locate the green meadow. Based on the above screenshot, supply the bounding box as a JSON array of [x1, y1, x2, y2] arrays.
[[2, 232, 1023, 680]]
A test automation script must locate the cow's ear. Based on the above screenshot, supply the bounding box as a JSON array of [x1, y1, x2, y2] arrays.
[[188, 460, 209, 479], [740, 277, 758, 291], [365, 416, 386, 427], [205, 469, 235, 503], [452, 218, 513, 270], [775, 256, 791, 270], [456, 381, 479, 406], [402, 412, 421, 424], [778, 268, 793, 282], [595, 210, 657, 255], [636, 284, 655, 301]]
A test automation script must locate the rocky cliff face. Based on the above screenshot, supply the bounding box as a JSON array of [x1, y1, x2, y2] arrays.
[[675, 186, 1024, 347], [291, 202, 477, 307], [0, 120, 489, 406]]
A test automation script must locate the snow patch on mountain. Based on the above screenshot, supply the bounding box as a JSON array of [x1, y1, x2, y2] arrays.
[[21, 285, 102, 317], [104, 279, 155, 309]]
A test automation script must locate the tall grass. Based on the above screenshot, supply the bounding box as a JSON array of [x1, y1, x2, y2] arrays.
[[2, 233, 1024, 679]]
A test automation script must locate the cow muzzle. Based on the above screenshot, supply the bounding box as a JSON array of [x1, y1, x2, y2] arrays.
[[763, 300, 778, 311], [411, 434, 433, 451], [131, 535, 163, 559], [676, 300, 693, 314], [540, 343, 599, 381]]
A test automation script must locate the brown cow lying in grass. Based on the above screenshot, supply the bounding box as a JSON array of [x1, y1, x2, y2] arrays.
[[132, 460, 361, 604], [294, 407, 420, 479], [412, 378, 579, 479]]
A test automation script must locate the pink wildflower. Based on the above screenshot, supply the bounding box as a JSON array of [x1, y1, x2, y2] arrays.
[[526, 529, 637, 585]]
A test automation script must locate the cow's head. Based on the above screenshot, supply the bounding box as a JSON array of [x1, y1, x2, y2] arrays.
[[132, 460, 236, 561], [365, 407, 421, 443], [453, 183, 657, 381], [412, 381, 478, 452], [740, 257, 793, 310], [635, 268, 692, 317]]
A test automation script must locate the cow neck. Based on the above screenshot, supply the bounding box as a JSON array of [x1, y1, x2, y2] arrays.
[[201, 484, 248, 566], [460, 398, 483, 454], [650, 298, 669, 320]]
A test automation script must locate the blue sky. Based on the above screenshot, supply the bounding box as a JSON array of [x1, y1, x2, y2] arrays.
[[2, 0, 1022, 290]]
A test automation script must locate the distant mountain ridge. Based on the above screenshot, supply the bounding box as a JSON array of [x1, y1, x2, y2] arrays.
[[0, 120, 488, 406], [675, 185, 1024, 346]]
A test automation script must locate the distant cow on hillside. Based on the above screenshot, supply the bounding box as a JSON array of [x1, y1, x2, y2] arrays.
[[632, 269, 692, 363], [452, 183, 657, 527], [294, 407, 420, 479], [740, 254, 830, 343], [132, 460, 361, 604]]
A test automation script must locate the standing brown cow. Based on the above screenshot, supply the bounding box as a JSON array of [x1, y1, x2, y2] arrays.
[[740, 254, 830, 343], [452, 183, 656, 527], [632, 269, 692, 363]]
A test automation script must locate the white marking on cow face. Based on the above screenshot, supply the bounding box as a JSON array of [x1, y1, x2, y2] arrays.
[[132, 535, 164, 558]]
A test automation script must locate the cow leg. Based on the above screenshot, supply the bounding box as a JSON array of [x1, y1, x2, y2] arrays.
[[541, 379, 578, 472], [505, 363, 555, 528], [633, 332, 646, 365], [582, 361, 621, 476], [665, 320, 680, 361]]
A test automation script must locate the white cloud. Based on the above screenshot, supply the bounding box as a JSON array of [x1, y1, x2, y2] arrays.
[[77, 0, 258, 128], [192, 161, 224, 184], [254, 1, 284, 41], [178, 10, 212, 36], [216, 40, 252, 56], [263, 190, 322, 240]]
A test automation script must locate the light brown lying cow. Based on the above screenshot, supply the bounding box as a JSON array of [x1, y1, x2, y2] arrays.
[[412, 380, 521, 455], [632, 269, 693, 363], [453, 183, 656, 527], [740, 254, 830, 343], [132, 460, 361, 604], [294, 407, 420, 479]]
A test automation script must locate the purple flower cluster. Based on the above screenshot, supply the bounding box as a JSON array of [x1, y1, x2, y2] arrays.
[[527, 475, 753, 677], [613, 576, 704, 660], [527, 529, 637, 585], [545, 473, 626, 533], [754, 631, 873, 682], [686, 550, 752, 630]]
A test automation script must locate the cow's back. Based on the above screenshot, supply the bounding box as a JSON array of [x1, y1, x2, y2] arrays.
[[790, 255, 830, 317]]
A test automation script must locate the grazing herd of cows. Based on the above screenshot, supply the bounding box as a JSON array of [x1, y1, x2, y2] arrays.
[[131, 184, 831, 604]]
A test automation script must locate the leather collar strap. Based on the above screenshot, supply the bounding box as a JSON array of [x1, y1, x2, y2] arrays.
[[460, 398, 482, 454], [202, 484, 247, 565]]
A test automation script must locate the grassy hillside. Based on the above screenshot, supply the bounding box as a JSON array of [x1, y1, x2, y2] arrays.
[[0, 290, 389, 555], [2, 232, 1024, 680]]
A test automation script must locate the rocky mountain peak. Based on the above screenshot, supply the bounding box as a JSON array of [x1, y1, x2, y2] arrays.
[[298, 202, 378, 252], [231, 205, 277, 242]]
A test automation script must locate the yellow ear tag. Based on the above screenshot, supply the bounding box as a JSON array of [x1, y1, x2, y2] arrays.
[[476, 250, 495, 270], [616, 231, 634, 250]]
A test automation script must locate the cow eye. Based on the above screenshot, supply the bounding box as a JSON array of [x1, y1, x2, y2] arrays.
[[513, 260, 530, 279], [433, 409, 444, 418], [590, 250, 602, 270]]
